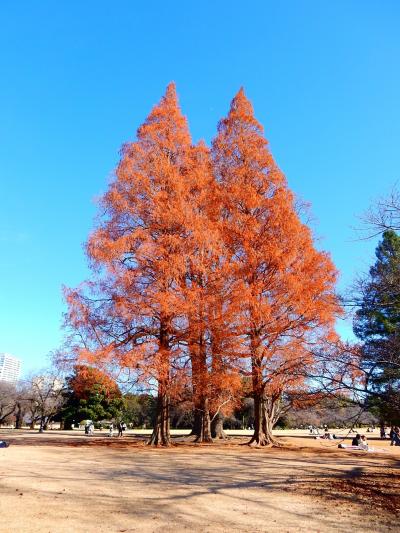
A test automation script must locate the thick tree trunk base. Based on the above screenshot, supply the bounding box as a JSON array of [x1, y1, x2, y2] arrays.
[[190, 405, 213, 443], [211, 414, 229, 440], [247, 432, 283, 447], [147, 431, 171, 447], [194, 434, 213, 444], [148, 390, 171, 446], [212, 431, 229, 440], [147, 416, 171, 446]]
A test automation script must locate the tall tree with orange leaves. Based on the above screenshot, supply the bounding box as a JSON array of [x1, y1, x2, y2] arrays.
[[212, 89, 341, 446], [182, 141, 243, 442], [64, 83, 193, 446]]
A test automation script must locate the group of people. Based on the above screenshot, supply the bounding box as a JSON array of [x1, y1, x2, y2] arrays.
[[338, 433, 369, 450], [84, 422, 94, 435], [309, 424, 339, 440], [351, 434, 369, 450], [108, 421, 127, 437], [338, 427, 400, 451], [84, 421, 127, 437]]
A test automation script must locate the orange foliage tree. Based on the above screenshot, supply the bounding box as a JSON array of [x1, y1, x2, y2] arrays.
[[212, 89, 341, 445], [65, 83, 193, 445], [182, 141, 242, 442], [68, 365, 121, 400], [64, 84, 341, 447]]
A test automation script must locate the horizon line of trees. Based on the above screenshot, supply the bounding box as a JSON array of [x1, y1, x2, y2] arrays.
[[0, 364, 379, 432]]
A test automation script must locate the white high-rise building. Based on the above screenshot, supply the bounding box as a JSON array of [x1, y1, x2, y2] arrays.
[[0, 353, 22, 384]]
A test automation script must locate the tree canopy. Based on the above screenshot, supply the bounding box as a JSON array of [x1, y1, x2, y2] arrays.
[[62, 84, 341, 446], [61, 365, 124, 427], [354, 230, 400, 424]]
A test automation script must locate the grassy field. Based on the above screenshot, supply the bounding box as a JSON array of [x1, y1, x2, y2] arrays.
[[0, 428, 399, 532]]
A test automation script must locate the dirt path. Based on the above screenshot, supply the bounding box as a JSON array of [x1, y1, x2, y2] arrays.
[[0, 432, 399, 532]]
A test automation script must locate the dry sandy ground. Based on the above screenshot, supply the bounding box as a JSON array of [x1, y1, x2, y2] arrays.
[[0, 430, 399, 533]]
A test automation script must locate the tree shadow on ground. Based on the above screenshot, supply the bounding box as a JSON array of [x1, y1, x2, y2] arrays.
[[4, 441, 399, 529]]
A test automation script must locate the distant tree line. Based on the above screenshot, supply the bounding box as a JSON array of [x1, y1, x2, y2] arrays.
[[0, 364, 380, 433]]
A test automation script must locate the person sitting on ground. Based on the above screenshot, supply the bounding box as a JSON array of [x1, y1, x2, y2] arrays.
[[358, 435, 368, 450], [352, 434, 361, 446]]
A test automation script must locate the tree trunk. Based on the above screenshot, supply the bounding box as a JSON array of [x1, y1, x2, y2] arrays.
[[189, 402, 212, 442], [248, 335, 280, 447], [249, 393, 270, 446], [190, 409, 202, 436], [248, 393, 281, 447], [148, 322, 171, 447], [249, 344, 269, 446], [189, 330, 212, 443], [15, 403, 23, 429], [211, 412, 228, 439], [194, 396, 212, 443], [148, 387, 171, 446], [39, 416, 46, 432]]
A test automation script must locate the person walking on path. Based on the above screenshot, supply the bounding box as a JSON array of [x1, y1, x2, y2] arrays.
[[117, 421, 127, 437]]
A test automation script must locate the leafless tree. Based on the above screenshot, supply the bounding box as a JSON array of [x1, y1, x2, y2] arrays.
[[0, 382, 17, 425], [23, 371, 66, 430], [359, 185, 400, 237]]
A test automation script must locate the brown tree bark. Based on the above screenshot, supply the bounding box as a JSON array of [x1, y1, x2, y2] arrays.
[[249, 393, 282, 446], [248, 340, 280, 446], [189, 330, 213, 443], [193, 396, 212, 443], [211, 412, 228, 439], [148, 387, 171, 446], [15, 402, 23, 429], [148, 322, 171, 447]]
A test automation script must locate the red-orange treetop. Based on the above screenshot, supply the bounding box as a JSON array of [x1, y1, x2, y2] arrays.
[[65, 83, 194, 395], [212, 88, 342, 398]]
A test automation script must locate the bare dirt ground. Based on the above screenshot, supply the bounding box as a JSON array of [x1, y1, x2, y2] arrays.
[[0, 429, 399, 533]]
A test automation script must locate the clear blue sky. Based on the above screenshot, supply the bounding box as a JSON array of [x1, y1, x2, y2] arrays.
[[1, 1, 399, 374]]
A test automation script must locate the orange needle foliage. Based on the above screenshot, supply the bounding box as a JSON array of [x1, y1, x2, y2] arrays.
[[212, 89, 342, 445], [182, 141, 243, 442], [66, 83, 193, 445], [63, 84, 341, 447]]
